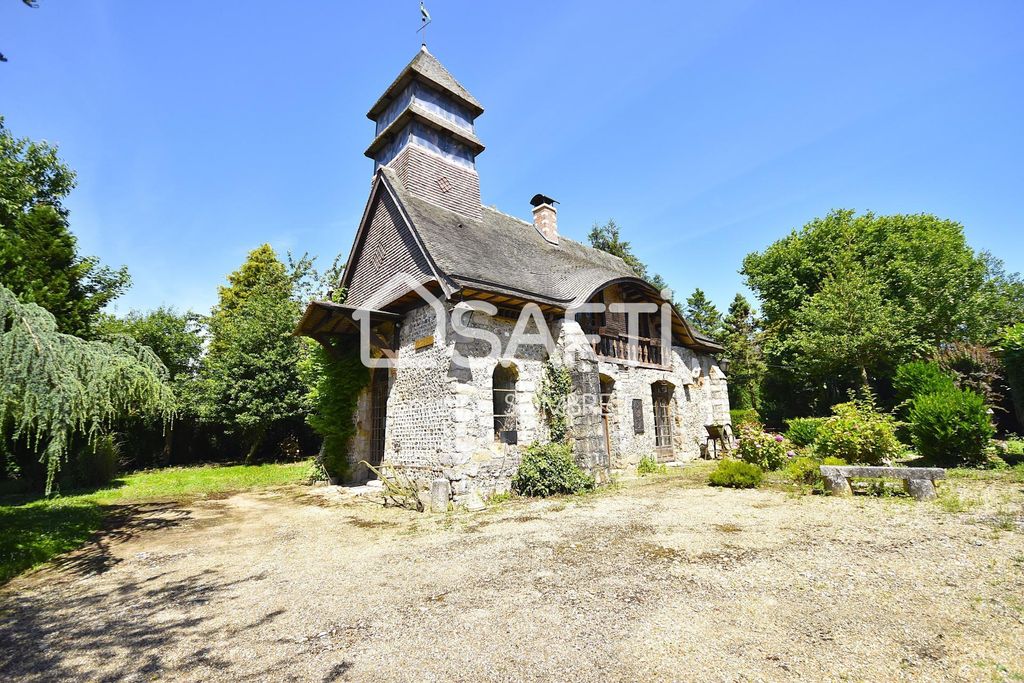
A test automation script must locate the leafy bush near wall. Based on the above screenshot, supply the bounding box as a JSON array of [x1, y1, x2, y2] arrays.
[[305, 343, 369, 482], [784, 417, 826, 447], [735, 422, 789, 471], [512, 442, 594, 497], [708, 459, 763, 488], [814, 397, 902, 465], [909, 387, 994, 467], [637, 455, 667, 476]]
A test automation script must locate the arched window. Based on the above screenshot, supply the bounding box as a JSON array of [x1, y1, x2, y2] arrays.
[[493, 364, 518, 444]]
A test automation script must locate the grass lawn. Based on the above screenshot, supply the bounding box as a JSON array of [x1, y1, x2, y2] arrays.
[[0, 461, 312, 585]]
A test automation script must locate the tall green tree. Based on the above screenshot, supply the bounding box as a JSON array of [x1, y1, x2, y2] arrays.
[[0, 285, 175, 493], [0, 118, 130, 337], [97, 307, 204, 382], [198, 245, 309, 461], [742, 209, 1023, 418], [788, 255, 905, 389], [684, 288, 722, 337], [720, 294, 765, 410], [588, 219, 669, 293]]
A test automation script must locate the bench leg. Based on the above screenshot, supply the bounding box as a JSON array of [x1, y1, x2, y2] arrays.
[[822, 471, 852, 497], [903, 478, 937, 501]]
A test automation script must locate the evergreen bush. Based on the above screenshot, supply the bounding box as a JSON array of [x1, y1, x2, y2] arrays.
[[909, 387, 994, 467], [512, 442, 594, 497], [708, 459, 763, 488], [893, 361, 956, 408]]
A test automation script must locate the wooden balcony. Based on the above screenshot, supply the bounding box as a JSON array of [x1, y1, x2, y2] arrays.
[[592, 331, 667, 368]]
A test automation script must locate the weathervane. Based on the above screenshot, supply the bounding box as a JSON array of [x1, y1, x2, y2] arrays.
[[417, 2, 432, 46]]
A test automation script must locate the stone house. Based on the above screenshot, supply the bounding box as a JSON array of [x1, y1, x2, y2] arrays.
[[297, 46, 730, 505]]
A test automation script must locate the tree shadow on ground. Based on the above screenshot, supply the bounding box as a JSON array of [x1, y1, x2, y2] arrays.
[[48, 502, 192, 577], [0, 566, 283, 681]]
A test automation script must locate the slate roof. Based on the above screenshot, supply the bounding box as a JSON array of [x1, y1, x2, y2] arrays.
[[367, 46, 484, 120], [379, 166, 637, 308]]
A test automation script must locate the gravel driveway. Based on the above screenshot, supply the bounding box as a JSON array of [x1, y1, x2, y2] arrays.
[[1, 469, 1022, 682]]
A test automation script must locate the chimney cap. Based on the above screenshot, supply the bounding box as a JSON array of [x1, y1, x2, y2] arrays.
[[530, 193, 558, 208]]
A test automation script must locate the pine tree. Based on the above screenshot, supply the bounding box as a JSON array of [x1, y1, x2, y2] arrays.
[[720, 293, 765, 410], [588, 220, 671, 295], [0, 118, 130, 337], [685, 288, 722, 337], [198, 245, 309, 461]]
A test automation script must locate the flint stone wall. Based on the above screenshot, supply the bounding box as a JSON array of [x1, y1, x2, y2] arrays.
[[347, 303, 730, 506]]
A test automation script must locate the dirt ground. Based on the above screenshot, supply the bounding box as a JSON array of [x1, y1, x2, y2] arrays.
[[1, 467, 1023, 682]]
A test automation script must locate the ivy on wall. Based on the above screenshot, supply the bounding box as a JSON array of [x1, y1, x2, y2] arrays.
[[536, 360, 574, 444], [306, 339, 369, 482]]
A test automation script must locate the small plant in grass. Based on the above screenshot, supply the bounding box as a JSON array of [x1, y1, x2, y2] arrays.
[[735, 422, 789, 471], [784, 417, 825, 447], [512, 442, 595, 497], [783, 455, 847, 486], [637, 455, 667, 476], [935, 486, 981, 513], [909, 387, 994, 467], [708, 459, 763, 488]]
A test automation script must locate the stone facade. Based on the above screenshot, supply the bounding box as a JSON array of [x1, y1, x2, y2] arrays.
[[346, 302, 730, 508]]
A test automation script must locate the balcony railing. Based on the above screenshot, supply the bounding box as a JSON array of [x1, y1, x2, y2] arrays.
[[593, 331, 665, 367]]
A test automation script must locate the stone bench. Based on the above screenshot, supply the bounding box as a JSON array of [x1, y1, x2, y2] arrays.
[[819, 465, 947, 501]]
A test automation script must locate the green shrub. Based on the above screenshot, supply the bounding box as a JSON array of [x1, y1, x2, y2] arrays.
[[784, 417, 826, 447], [735, 422, 789, 471], [997, 324, 1024, 429], [637, 455, 667, 476], [783, 454, 848, 486], [815, 398, 902, 465], [909, 387, 995, 467], [64, 434, 121, 489], [708, 459, 763, 488], [512, 442, 595, 497], [730, 408, 760, 428], [893, 361, 955, 408]]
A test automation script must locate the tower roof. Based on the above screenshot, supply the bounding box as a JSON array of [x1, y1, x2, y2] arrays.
[[366, 45, 484, 120]]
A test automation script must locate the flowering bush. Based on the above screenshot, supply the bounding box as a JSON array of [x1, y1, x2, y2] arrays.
[[814, 397, 902, 465], [735, 422, 789, 471]]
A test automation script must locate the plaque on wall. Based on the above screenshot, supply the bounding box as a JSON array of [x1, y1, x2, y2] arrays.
[[632, 398, 645, 434]]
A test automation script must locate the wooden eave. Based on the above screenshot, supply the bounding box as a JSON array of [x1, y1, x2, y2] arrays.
[[364, 103, 485, 160]]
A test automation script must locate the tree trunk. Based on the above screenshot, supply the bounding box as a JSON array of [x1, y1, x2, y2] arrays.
[[244, 429, 264, 464]]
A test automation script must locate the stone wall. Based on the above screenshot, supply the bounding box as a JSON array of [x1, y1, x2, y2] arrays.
[[349, 302, 730, 507]]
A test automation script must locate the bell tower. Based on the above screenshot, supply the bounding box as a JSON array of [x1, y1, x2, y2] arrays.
[[365, 46, 485, 219]]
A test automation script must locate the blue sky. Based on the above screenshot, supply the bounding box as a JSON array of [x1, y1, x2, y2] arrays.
[[2, 1, 1022, 316]]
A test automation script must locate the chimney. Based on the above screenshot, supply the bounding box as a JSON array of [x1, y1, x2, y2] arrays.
[[530, 194, 559, 244]]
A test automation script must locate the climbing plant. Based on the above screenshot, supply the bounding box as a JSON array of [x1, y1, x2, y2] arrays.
[[305, 339, 369, 482], [536, 360, 574, 444], [0, 285, 175, 493]]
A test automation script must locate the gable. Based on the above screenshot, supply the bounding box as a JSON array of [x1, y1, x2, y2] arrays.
[[343, 184, 437, 308]]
